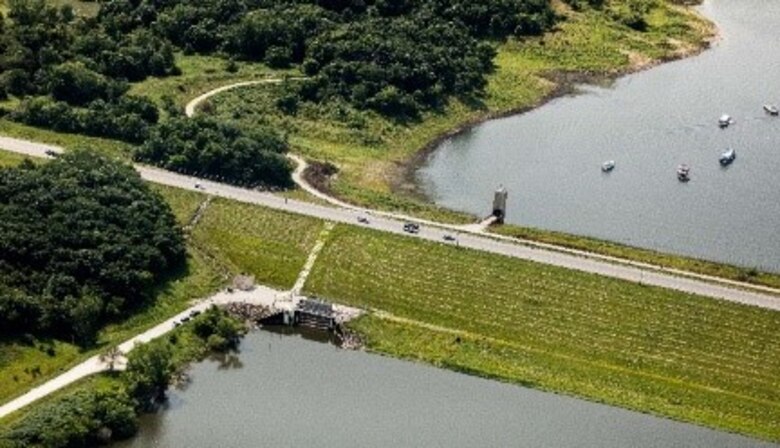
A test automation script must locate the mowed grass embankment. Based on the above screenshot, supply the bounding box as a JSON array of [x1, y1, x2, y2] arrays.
[[189, 198, 324, 289], [305, 225, 780, 441]]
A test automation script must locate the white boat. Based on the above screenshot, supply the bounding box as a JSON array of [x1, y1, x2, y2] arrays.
[[601, 160, 615, 172], [764, 104, 779, 116], [719, 148, 736, 166], [718, 114, 733, 128], [677, 164, 691, 182]]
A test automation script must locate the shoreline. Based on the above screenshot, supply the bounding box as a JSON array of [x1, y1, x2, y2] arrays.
[[397, 2, 718, 201]]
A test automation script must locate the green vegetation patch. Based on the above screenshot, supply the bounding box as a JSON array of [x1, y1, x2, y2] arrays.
[[0, 247, 223, 406], [306, 225, 780, 440], [0, 307, 244, 448], [151, 184, 207, 227], [190, 198, 324, 289], [0, 150, 29, 168]]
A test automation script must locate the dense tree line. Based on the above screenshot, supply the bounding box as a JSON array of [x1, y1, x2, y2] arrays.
[[0, 307, 245, 448], [0, 150, 185, 344], [0, 0, 172, 140], [135, 117, 293, 188], [95, 0, 557, 118]]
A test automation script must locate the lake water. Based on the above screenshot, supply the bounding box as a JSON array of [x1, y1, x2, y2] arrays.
[[418, 0, 780, 272], [115, 330, 776, 448]]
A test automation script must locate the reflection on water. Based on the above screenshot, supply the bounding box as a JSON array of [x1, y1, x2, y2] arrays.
[[115, 330, 777, 448], [418, 0, 780, 272]]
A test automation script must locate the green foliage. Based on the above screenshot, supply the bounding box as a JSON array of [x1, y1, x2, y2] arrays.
[[135, 116, 293, 188], [0, 149, 185, 344], [123, 342, 174, 408], [192, 306, 245, 351], [10, 95, 158, 143], [95, 0, 557, 118], [0, 386, 137, 447], [0, 0, 175, 140]]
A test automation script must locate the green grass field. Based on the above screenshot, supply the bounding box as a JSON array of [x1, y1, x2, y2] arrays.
[[151, 184, 208, 227], [0, 151, 31, 168], [189, 198, 324, 289], [129, 53, 296, 112], [305, 225, 780, 441]]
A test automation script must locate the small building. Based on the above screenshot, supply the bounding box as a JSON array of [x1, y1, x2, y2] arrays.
[[492, 186, 508, 223]]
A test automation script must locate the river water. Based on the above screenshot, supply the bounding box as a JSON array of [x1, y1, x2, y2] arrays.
[[418, 0, 780, 272], [115, 330, 775, 448]]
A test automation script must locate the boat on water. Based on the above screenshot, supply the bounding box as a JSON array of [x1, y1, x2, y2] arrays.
[[719, 148, 736, 166], [764, 104, 779, 116], [677, 164, 691, 182], [718, 114, 733, 128], [601, 160, 615, 172]]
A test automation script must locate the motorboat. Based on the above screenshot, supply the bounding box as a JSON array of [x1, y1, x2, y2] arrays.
[[719, 148, 736, 166], [677, 164, 691, 182], [718, 114, 733, 128], [764, 104, 779, 116], [601, 160, 615, 172]]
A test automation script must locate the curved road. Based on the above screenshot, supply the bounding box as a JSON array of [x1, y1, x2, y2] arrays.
[[186, 81, 780, 297], [0, 135, 778, 312]]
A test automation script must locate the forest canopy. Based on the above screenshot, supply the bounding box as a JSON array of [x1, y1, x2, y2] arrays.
[[0, 150, 185, 344]]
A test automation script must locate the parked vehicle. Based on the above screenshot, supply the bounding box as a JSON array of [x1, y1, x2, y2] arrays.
[[357, 216, 370, 224], [443, 234, 456, 242], [718, 114, 733, 128], [403, 222, 420, 234], [764, 104, 779, 116], [601, 160, 616, 172]]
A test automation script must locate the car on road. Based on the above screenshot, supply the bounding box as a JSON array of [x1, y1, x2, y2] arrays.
[[443, 234, 456, 242], [190, 310, 201, 317], [357, 216, 370, 224], [403, 222, 420, 234], [194, 182, 203, 189], [44, 149, 58, 157]]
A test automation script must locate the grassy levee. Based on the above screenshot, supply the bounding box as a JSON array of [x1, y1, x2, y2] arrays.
[[206, 0, 712, 223], [189, 198, 324, 289], [151, 184, 208, 227], [305, 225, 780, 441], [493, 223, 780, 289]]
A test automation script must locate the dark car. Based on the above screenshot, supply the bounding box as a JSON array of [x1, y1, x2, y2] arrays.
[[357, 216, 370, 224], [443, 234, 456, 242], [403, 222, 420, 234]]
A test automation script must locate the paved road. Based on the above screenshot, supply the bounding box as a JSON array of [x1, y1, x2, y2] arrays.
[[184, 82, 780, 296], [0, 285, 284, 419], [1, 135, 778, 311]]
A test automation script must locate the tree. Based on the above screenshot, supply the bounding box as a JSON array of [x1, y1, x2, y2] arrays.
[[100, 346, 125, 372], [0, 149, 185, 343], [123, 342, 174, 406]]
